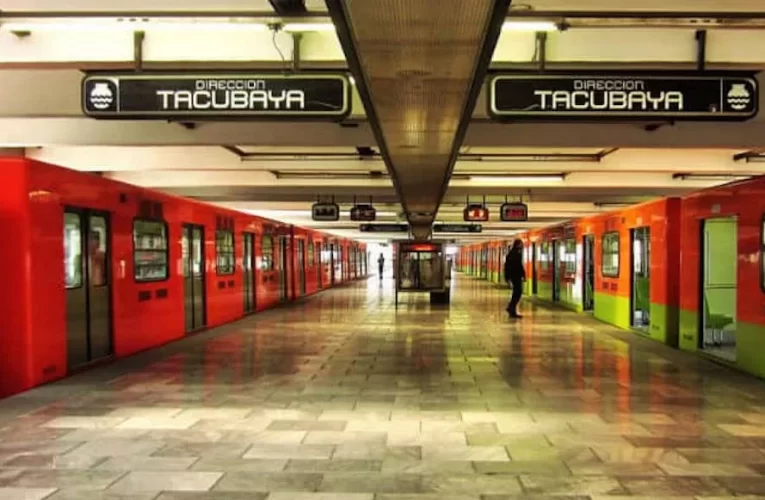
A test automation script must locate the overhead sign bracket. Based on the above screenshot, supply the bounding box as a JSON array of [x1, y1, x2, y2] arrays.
[[133, 30, 145, 73], [536, 32, 548, 72], [696, 30, 707, 72]]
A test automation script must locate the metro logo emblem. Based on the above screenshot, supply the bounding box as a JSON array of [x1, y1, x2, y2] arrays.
[[463, 205, 489, 222]]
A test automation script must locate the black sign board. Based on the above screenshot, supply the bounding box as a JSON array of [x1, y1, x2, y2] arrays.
[[360, 224, 409, 233], [433, 224, 483, 234], [489, 73, 758, 121], [500, 202, 529, 222], [312, 203, 340, 222], [82, 73, 351, 120], [463, 205, 490, 222], [350, 204, 377, 222]]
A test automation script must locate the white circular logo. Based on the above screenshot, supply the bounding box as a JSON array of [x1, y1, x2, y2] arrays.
[[89, 82, 114, 110], [727, 83, 751, 111]]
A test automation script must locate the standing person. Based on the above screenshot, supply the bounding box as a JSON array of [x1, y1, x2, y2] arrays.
[[504, 239, 526, 318], [378, 253, 385, 278]]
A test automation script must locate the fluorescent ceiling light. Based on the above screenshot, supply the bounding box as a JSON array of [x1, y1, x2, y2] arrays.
[[2, 20, 268, 33], [282, 23, 336, 32], [673, 173, 753, 182], [245, 209, 397, 218], [469, 174, 565, 183], [502, 20, 558, 32]]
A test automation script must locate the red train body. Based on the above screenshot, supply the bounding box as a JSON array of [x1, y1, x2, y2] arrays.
[[459, 177, 765, 378], [0, 158, 367, 397]]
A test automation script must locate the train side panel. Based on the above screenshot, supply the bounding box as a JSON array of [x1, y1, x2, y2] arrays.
[[678, 177, 765, 376]]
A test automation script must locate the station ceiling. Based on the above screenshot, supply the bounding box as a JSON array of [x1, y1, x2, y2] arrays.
[[2, 0, 765, 242]]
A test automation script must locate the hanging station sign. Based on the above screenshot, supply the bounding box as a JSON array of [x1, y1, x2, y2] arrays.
[[500, 202, 529, 222], [463, 205, 490, 222], [350, 204, 377, 222], [311, 203, 340, 222], [360, 223, 409, 233], [433, 224, 483, 234], [488, 72, 759, 121], [82, 73, 351, 119]]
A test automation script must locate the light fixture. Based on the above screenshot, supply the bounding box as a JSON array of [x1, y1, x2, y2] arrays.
[[468, 174, 566, 183], [245, 209, 397, 218], [502, 20, 558, 32], [673, 173, 754, 182], [1, 20, 269, 33], [282, 22, 336, 32]]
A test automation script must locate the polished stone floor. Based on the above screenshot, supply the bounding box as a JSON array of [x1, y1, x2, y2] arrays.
[[2, 274, 765, 499]]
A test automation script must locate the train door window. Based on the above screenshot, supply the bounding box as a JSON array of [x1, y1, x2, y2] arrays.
[[308, 241, 315, 267], [298, 240, 306, 296], [64, 209, 113, 370], [552, 241, 561, 302], [602, 232, 620, 278], [631, 227, 651, 330], [701, 217, 738, 362], [183, 224, 206, 333], [583, 235, 595, 312], [243, 233, 256, 314], [531, 243, 538, 295], [540, 241, 550, 273], [278, 237, 289, 302]]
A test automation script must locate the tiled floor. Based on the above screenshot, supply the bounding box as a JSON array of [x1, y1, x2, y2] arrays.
[[2, 274, 765, 499]]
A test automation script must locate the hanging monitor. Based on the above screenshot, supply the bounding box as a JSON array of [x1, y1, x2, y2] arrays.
[[500, 202, 529, 222], [312, 203, 340, 222], [350, 204, 377, 222], [464, 204, 490, 222]]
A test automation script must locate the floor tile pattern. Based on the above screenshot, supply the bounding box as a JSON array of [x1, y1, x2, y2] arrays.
[[1, 275, 765, 499]]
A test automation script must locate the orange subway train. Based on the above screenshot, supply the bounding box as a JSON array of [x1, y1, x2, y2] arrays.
[[0, 158, 368, 398], [459, 177, 765, 378]]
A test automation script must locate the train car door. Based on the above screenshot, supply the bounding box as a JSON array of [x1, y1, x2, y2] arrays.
[[700, 217, 738, 362], [329, 244, 336, 285], [334, 246, 342, 283], [243, 233, 256, 314], [64, 209, 113, 370], [531, 242, 538, 295], [316, 242, 323, 288], [278, 237, 289, 302], [630, 227, 651, 330], [552, 240, 561, 302], [583, 234, 595, 311], [297, 239, 306, 296], [182, 224, 206, 332]]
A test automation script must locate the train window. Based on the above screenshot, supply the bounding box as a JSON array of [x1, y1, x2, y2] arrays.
[[261, 236, 274, 271], [602, 231, 620, 278], [88, 216, 108, 287], [133, 219, 168, 282], [563, 238, 576, 275], [64, 213, 82, 289], [215, 230, 235, 275], [308, 241, 315, 266], [540, 241, 550, 272]]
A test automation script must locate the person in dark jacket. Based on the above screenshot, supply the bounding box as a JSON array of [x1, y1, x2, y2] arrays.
[[504, 239, 526, 318]]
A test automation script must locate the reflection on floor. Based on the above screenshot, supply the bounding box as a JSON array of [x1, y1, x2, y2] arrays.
[[2, 274, 765, 499]]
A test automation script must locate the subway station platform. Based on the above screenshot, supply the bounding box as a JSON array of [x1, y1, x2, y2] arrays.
[[2, 275, 765, 499]]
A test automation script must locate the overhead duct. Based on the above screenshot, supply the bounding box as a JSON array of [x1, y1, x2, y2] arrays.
[[269, 0, 308, 16], [327, 0, 512, 240]]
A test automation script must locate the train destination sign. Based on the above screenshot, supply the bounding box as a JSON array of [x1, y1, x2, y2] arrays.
[[488, 73, 759, 121], [360, 224, 409, 233], [82, 73, 351, 119], [433, 224, 483, 234]]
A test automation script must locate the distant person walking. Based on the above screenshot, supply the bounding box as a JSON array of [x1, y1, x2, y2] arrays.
[[378, 254, 385, 278], [504, 239, 526, 318]]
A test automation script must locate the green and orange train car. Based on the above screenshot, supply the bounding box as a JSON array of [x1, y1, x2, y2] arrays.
[[459, 177, 765, 379]]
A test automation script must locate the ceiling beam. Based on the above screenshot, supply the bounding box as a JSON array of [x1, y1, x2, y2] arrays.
[[268, 0, 308, 17]]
